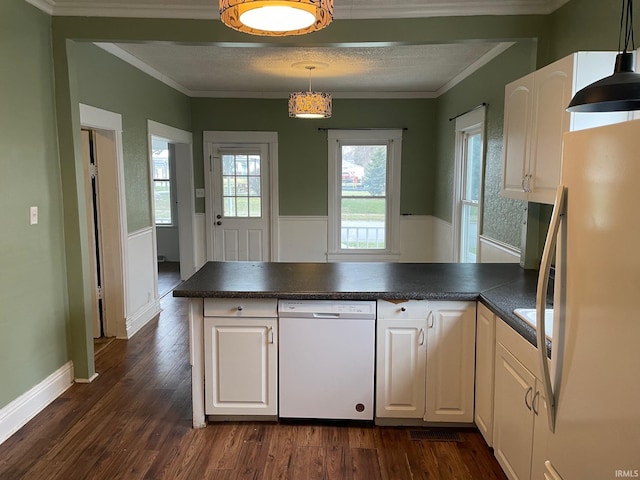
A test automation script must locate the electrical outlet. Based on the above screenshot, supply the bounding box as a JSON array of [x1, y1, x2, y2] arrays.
[[30, 206, 38, 225], [195, 188, 205, 198]]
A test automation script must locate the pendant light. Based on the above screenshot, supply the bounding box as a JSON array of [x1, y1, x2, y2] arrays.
[[219, 0, 333, 37], [289, 66, 332, 119], [567, 0, 640, 112]]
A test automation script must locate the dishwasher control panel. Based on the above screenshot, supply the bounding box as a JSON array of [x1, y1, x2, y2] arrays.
[[278, 300, 376, 318]]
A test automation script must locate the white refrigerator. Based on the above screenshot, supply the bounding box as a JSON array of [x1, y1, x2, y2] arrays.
[[535, 119, 640, 479]]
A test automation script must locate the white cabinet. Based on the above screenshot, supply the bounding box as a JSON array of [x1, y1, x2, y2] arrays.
[[493, 319, 549, 480], [376, 300, 429, 418], [375, 300, 476, 423], [474, 303, 496, 446], [501, 51, 635, 204], [203, 298, 278, 416], [425, 301, 476, 423]]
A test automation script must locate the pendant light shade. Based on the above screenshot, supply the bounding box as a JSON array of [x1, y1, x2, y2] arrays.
[[567, 53, 640, 112], [289, 91, 332, 118], [567, 0, 640, 112], [289, 65, 332, 119], [219, 0, 333, 36]]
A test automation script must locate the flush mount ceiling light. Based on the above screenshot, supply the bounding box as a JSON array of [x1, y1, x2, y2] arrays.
[[289, 65, 332, 119], [568, 0, 640, 112], [219, 0, 333, 36]]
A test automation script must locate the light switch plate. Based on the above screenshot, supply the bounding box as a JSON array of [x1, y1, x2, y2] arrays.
[[30, 206, 38, 225], [195, 188, 205, 198]]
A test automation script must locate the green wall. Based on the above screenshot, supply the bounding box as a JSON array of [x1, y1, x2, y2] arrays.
[[73, 42, 192, 232], [0, 0, 69, 408], [433, 40, 537, 248], [191, 98, 436, 216]]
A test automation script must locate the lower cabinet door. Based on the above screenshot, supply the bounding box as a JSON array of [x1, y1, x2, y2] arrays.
[[493, 342, 536, 480], [375, 318, 426, 418], [425, 302, 476, 423], [204, 317, 277, 415]]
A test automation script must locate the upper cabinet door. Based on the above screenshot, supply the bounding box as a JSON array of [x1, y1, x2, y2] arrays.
[[527, 55, 573, 204], [501, 74, 534, 201], [501, 51, 633, 205]]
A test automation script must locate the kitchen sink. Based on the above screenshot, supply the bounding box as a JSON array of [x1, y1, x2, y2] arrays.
[[513, 308, 554, 340]]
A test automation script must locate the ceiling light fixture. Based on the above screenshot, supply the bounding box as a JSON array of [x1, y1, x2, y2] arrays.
[[219, 0, 333, 36], [567, 0, 640, 112], [289, 65, 332, 119]]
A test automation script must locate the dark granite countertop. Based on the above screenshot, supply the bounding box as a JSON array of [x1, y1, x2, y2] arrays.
[[173, 261, 549, 350]]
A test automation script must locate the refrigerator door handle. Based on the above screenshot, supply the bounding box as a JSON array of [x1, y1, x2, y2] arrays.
[[536, 184, 566, 433]]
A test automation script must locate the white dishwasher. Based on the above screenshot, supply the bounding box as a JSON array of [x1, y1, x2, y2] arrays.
[[278, 300, 376, 420]]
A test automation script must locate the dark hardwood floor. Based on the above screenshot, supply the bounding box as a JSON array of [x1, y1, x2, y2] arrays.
[[157, 261, 182, 298], [0, 294, 507, 480]]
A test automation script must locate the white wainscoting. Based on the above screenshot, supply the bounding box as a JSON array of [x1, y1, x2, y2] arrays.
[[194, 213, 207, 270], [432, 217, 454, 262], [125, 227, 161, 339], [479, 235, 521, 263], [398, 215, 433, 262], [277, 215, 435, 262], [278, 216, 329, 262], [0, 361, 74, 446]]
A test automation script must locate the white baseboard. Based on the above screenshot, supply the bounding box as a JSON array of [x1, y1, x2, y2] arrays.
[[0, 361, 74, 446], [479, 235, 520, 263], [123, 299, 161, 339]]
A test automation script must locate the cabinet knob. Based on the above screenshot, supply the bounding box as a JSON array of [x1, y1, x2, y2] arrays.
[[400, 307, 406, 312], [237, 306, 243, 311]]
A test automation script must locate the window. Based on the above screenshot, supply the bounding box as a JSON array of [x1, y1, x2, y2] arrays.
[[328, 129, 402, 261], [454, 108, 485, 263], [152, 138, 173, 225], [221, 152, 262, 218]]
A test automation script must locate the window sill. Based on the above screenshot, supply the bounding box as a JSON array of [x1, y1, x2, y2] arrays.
[[326, 251, 401, 263]]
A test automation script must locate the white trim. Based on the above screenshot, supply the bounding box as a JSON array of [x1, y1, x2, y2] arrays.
[[452, 106, 486, 263], [79, 104, 122, 131], [95, 44, 191, 97], [22, 0, 54, 15], [74, 373, 99, 384], [437, 43, 515, 96], [479, 235, 521, 263], [0, 361, 74, 446], [148, 121, 197, 281], [202, 131, 279, 262], [42, 1, 568, 19], [327, 129, 402, 261], [79, 104, 127, 340], [124, 298, 161, 339], [148, 120, 192, 144]]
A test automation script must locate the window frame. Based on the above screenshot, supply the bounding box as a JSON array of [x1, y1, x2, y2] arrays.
[[152, 140, 175, 227], [327, 129, 402, 262], [453, 107, 486, 263]]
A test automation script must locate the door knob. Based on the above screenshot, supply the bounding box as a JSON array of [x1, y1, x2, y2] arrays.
[[216, 214, 222, 219], [216, 221, 222, 225]]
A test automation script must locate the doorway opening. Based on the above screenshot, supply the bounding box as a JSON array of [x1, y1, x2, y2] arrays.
[[147, 121, 196, 301]]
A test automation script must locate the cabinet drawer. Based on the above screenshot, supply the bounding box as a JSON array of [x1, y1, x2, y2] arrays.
[[496, 317, 540, 379], [204, 298, 278, 318], [377, 299, 429, 320]]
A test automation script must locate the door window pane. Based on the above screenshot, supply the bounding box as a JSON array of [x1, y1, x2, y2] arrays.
[[221, 153, 262, 218]]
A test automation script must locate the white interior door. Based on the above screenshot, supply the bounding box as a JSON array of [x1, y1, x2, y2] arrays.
[[211, 144, 270, 261]]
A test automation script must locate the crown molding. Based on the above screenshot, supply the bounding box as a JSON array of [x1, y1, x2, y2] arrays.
[[23, 0, 55, 15], [28, 0, 570, 19]]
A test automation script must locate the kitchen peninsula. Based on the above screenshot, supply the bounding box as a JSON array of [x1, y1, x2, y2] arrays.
[[173, 261, 543, 428]]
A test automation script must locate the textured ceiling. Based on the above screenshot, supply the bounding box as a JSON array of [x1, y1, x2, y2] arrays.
[[30, 0, 568, 98], [109, 41, 512, 97]]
